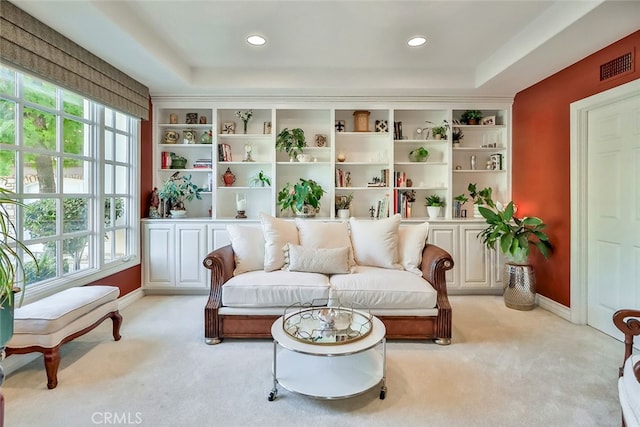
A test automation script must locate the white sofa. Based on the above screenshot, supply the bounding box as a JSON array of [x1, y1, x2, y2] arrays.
[[203, 213, 454, 345]]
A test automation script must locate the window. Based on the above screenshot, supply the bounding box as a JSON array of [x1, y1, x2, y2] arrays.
[[0, 65, 139, 302]]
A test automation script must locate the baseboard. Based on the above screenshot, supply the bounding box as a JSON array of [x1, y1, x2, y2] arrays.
[[118, 288, 144, 310], [536, 294, 571, 321], [2, 289, 145, 377]]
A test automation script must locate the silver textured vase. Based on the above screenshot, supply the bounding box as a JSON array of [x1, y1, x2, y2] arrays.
[[503, 263, 536, 310]]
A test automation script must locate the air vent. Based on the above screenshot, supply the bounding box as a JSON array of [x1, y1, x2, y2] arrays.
[[600, 52, 633, 81]]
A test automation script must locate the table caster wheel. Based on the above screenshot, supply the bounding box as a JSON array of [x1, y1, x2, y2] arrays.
[[379, 389, 386, 400], [268, 391, 277, 401]]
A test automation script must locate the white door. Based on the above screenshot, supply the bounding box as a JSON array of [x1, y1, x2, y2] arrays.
[[586, 92, 640, 338]]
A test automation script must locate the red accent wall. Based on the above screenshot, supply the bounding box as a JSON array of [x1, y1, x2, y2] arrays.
[[89, 99, 153, 296], [513, 30, 640, 307]]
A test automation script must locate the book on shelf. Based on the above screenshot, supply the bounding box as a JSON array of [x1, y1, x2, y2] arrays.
[[217, 143, 232, 162], [161, 151, 174, 169], [193, 158, 213, 169]]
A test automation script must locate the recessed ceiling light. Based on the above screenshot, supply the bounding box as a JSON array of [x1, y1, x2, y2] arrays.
[[407, 36, 427, 47], [247, 35, 266, 46]]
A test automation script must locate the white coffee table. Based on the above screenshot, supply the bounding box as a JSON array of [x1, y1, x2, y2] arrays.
[[268, 306, 387, 401]]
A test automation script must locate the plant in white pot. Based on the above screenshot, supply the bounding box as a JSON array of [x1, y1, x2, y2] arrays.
[[468, 183, 492, 218], [157, 172, 203, 218], [1, 188, 38, 349], [477, 194, 553, 310], [425, 194, 445, 218], [335, 193, 353, 219]]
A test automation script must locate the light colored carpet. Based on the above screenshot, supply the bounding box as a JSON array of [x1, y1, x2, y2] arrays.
[[2, 295, 624, 427]]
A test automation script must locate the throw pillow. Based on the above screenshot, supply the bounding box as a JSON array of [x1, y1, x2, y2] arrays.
[[398, 222, 430, 275], [349, 214, 402, 269], [295, 218, 354, 265], [284, 244, 351, 274], [260, 212, 299, 272], [226, 224, 265, 275]]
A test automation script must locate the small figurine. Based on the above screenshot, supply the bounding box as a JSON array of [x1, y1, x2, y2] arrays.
[[149, 187, 160, 218], [345, 172, 352, 187]]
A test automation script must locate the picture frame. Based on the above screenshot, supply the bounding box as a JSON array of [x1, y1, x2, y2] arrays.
[[222, 122, 236, 134], [480, 116, 495, 126], [335, 120, 345, 132]]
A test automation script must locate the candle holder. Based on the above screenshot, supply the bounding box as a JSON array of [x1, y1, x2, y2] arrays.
[[235, 193, 247, 219]]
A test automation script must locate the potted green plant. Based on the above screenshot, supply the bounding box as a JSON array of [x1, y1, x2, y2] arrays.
[[1, 188, 38, 347], [277, 178, 325, 217], [276, 128, 306, 161], [249, 170, 271, 187], [476, 192, 553, 310], [425, 194, 445, 218], [461, 110, 483, 125], [452, 126, 464, 145], [468, 183, 492, 218], [157, 172, 203, 217], [431, 120, 450, 140], [335, 193, 353, 219], [408, 147, 429, 162]]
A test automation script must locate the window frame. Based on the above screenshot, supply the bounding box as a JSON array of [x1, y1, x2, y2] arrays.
[[0, 65, 140, 304]]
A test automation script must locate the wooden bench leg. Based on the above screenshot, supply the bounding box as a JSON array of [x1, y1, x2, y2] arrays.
[[111, 311, 122, 341], [43, 346, 60, 389]]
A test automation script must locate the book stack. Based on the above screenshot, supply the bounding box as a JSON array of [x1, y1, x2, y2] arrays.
[[335, 168, 350, 187], [394, 171, 407, 187], [161, 151, 174, 169], [218, 144, 232, 162], [193, 158, 212, 169]]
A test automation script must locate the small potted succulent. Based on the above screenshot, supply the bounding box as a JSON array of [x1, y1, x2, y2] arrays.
[[425, 194, 445, 218], [277, 178, 325, 217], [276, 128, 306, 161], [157, 172, 203, 217]]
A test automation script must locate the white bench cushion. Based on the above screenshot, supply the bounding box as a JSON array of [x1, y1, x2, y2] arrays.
[[328, 266, 437, 310], [13, 285, 119, 335], [620, 355, 640, 427], [221, 270, 330, 308]]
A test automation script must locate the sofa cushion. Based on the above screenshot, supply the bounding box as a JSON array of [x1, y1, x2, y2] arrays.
[[349, 214, 402, 269], [284, 244, 351, 274], [13, 285, 119, 335], [227, 224, 265, 274], [295, 219, 354, 265], [398, 222, 430, 275], [328, 266, 437, 310], [260, 212, 299, 272], [221, 270, 331, 307]]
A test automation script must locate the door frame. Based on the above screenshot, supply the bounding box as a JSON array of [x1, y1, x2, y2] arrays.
[[569, 78, 640, 324]]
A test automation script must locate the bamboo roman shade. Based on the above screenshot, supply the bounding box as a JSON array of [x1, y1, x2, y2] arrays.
[[0, 1, 149, 119]]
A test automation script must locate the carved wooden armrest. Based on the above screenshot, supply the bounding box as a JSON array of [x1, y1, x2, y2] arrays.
[[613, 309, 640, 381], [202, 245, 235, 305], [420, 243, 454, 299]]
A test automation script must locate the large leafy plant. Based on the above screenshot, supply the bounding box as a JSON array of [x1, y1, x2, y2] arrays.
[[0, 188, 37, 307], [276, 128, 306, 158], [277, 178, 325, 214], [157, 173, 202, 210], [477, 194, 553, 264]]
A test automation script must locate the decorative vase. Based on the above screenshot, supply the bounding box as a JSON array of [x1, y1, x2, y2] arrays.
[[222, 168, 236, 186], [293, 204, 318, 218], [243, 120, 248, 134], [503, 263, 536, 310], [337, 209, 350, 219], [170, 209, 187, 218], [473, 204, 482, 218], [353, 110, 370, 132]]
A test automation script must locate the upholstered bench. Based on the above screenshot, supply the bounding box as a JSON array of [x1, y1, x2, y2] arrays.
[[5, 285, 122, 389]]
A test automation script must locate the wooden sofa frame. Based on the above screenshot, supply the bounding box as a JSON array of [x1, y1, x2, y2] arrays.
[[203, 243, 454, 345]]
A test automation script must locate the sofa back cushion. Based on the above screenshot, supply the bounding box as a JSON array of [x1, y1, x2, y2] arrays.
[[295, 219, 354, 265], [227, 224, 265, 274], [284, 244, 351, 274], [398, 222, 430, 275], [260, 212, 299, 272], [349, 214, 402, 269]]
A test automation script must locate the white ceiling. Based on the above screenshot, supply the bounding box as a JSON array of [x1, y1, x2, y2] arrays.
[[11, 0, 640, 98]]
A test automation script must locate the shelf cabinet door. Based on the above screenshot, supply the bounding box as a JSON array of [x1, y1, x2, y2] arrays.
[[143, 223, 175, 287], [175, 224, 208, 288], [459, 225, 491, 289], [428, 224, 458, 288]]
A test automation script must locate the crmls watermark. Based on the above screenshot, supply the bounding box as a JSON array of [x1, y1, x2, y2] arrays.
[[91, 412, 143, 425]]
